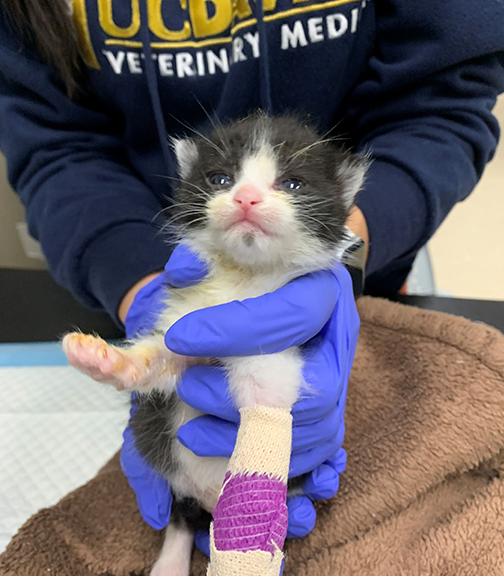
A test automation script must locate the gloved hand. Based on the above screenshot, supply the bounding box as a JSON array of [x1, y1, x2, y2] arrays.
[[120, 245, 360, 550], [168, 263, 359, 546]]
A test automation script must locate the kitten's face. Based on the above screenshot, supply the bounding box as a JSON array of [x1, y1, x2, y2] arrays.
[[171, 115, 367, 269]]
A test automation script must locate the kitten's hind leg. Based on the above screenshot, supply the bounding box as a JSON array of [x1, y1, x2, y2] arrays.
[[150, 520, 194, 576], [62, 332, 187, 393]]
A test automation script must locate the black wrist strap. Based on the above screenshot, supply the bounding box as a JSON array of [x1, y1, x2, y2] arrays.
[[340, 227, 366, 297]]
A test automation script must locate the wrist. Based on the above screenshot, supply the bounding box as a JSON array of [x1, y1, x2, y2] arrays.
[[345, 205, 369, 263], [118, 272, 163, 324], [340, 206, 368, 297]]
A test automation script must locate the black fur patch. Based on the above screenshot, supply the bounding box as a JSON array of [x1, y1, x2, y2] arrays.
[[129, 391, 181, 477], [171, 497, 213, 532]]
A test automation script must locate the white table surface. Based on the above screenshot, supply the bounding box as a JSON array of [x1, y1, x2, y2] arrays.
[[0, 343, 130, 553]]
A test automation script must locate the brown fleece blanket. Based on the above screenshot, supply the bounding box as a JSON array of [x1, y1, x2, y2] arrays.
[[2, 296, 504, 576]]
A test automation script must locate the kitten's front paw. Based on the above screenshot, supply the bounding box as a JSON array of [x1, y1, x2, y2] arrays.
[[62, 333, 148, 391]]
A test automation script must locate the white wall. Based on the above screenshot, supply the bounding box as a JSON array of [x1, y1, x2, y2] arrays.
[[429, 95, 504, 300], [0, 154, 47, 270]]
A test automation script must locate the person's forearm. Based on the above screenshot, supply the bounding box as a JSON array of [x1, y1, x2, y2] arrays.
[[118, 272, 163, 324], [341, 0, 504, 278], [0, 32, 173, 322]]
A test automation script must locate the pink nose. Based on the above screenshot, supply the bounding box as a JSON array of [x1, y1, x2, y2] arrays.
[[233, 185, 263, 213]]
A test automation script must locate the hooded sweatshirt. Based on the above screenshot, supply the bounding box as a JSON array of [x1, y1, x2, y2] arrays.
[[0, 0, 503, 321]]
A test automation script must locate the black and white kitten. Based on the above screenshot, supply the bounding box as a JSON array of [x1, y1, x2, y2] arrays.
[[63, 113, 368, 576]]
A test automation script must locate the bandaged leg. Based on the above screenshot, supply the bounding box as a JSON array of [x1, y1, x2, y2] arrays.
[[207, 406, 292, 576]]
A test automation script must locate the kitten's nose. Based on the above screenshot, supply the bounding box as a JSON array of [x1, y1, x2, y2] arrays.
[[233, 185, 263, 212]]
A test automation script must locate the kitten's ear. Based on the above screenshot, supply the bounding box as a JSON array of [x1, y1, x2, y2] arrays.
[[337, 153, 370, 210], [171, 137, 199, 179]]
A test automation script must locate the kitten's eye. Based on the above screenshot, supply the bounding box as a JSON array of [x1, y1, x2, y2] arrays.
[[208, 173, 232, 186], [280, 178, 304, 190]]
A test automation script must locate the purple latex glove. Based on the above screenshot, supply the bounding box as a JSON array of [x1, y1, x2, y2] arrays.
[[121, 244, 359, 548], [168, 263, 359, 541]]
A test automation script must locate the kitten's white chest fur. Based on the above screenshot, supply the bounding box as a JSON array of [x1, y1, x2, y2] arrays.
[[156, 254, 309, 408], [159, 259, 293, 327]]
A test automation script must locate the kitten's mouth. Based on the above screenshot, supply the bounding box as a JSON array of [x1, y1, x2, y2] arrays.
[[227, 213, 277, 237], [231, 220, 266, 233]]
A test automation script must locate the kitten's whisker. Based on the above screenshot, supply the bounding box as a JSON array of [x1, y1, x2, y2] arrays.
[[288, 138, 339, 162], [164, 210, 209, 223], [192, 96, 230, 155], [193, 95, 216, 129], [164, 209, 208, 220], [155, 174, 213, 200], [165, 219, 208, 229], [156, 204, 207, 220], [155, 174, 185, 185], [313, 119, 347, 144], [162, 202, 206, 211], [179, 185, 213, 200], [299, 214, 338, 236], [163, 215, 209, 231], [169, 114, 226, 158], [299, 208, 335, 217], [289, 197, 333, 206], [299, 204, 332, 215], [163, 199, 210, 211], [162, 212, 206, 223]]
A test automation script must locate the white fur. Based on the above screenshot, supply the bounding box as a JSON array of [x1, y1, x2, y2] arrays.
[[201, 146, 300, 268], [337, 155, 369, 209], [84, 140, 347, 526], [112, 259, 314, 530], [150, 521, 194, 576], [172, 138, 199, 180], [166, 402, 229, 513], [224, 349, 305, 409], [239, 146, 277, 187]]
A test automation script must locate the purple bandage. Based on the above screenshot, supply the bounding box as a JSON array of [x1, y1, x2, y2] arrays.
[[213, 472, 288, 555]]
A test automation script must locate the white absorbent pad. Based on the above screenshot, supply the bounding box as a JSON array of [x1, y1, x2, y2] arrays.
[[0, 343, 130, 553]]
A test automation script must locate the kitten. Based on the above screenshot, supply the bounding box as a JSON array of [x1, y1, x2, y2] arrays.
[[62, 113, 368, 576]]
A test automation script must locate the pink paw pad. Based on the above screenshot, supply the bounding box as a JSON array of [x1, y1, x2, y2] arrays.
[[62, 333, 143, 390]]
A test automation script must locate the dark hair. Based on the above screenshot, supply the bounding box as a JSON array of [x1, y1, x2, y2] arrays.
[[3, 0, 82, 97]]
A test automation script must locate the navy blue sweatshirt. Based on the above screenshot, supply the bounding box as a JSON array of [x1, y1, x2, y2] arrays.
[[0, 0, 503, 321]]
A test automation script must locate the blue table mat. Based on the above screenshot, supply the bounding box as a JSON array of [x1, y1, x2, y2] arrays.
[[0, 342, 68, 366]]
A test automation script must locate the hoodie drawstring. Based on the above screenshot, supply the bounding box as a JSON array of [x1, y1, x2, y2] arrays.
[[254, 0, 273, 115], [139, 0, 175, 177], [140, 0, 273, 178]]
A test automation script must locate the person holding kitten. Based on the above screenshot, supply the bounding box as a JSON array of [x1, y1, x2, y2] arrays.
[[0, 0, 503, 556]]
